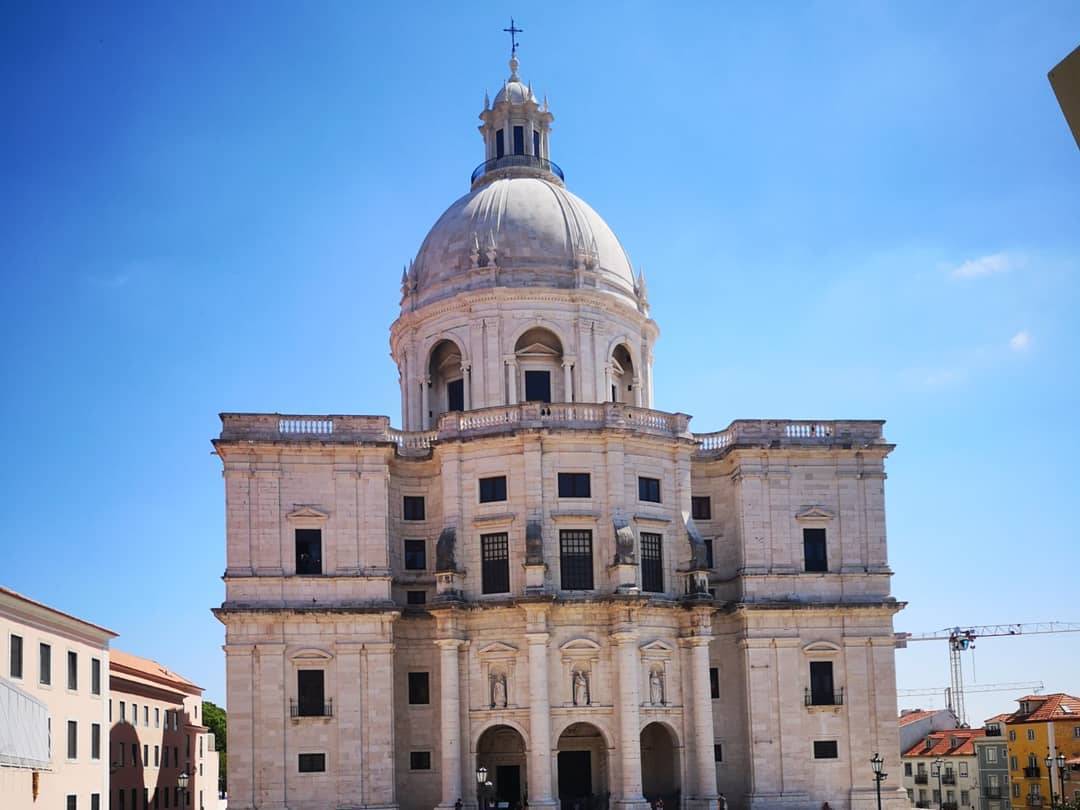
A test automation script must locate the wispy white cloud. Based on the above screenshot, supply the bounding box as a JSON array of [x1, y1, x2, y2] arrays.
[[1009, 330, 1031, 351], [948, 252, 1018, 280]]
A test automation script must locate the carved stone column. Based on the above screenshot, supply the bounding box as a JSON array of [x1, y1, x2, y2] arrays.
[[436, 638, 464, 809], [526, 631, 557, 808], [506, 358, 518, 404], [612, 630, 647, 810], [461, 364, 472, 410], [562, 359, 574, 403], [632, 376, 643, 407], [421, 376, 431, 430], [683, 636, 718, 805]]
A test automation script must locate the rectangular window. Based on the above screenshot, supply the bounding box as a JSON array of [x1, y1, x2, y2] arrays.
[[559, 529, 594, 590], [1027, 729, 1035, 741], [121, 701, 126, 722], [406, 590, 427, 605], [403, 496, 426, 521], [163, 747, 169, 767], [39, 642, 51, 685], [557, 472, 591, 498], [144, 706, 149, 725], [9, 634, 22, 678], [809, 661, 836, 705], [120, 790, 125, 810], [297, 670, 326, 716], [691, 496, 712, 520], [710, 667, 720, 699], [1010, 756, 1018, 771], [447, 378, 464, 412], [496, 129, 505, 159], [408, 672, 430, 705], [295, 528, 322, 575], [67, 796, 77, 810], [703, 537, 714, 569], [164, 790, 169, 808], [92, 723, 101, 759], [524, 370, 551, 402], [713, 743, 723, 762], [641, 532, 663, 593], [154, 745, 159, 766], [813, 740, 839, 759], [410, 751, 432, 770], [481, 533, 511, 595], [905, 763, 912, 776], [513, 125, 525, 155], [803, 528, 828, 573], [67, 720, 78, 759], [959, 762, 968, 777], [404, 539, 427, 571], [638, 477, 661, 503], [1009, 730, 1016, 741], [298, 753, 326, 773], [91, 657, 101, 695], [533, 130, 540, 157], [479, 475, 507, 503], [132, 703, 138, 726], [68, 650, 78, 690], [961, 791, 970, 806], [143, 745, 148, 767], [987, 747, 998, 763], [1074, 726, 1080, 738], [1012, 784, 1020, 799], [155, 708, 160, 728]]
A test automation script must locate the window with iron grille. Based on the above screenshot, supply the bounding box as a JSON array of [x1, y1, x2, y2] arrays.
[[813, 740, 839, 759], [558, 472, 591, 498], [403, 496, 425, 521], [692, 496, 712, 520], [641, 532, 663, 593], [404, 539, 426, 570], [481, 533, 510, 594], [298, 753, 326, 773], [638, 477, 661, 503], [559, 529, 594, 590], [479, 476, 507, 503]]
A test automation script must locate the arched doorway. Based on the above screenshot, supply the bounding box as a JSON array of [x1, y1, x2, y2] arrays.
[[640, 722, 680, 807], [477, 725, 528, 807], [556, 722, 609, 810], [514, 327, 564, 403], [428, 339, 466, 422], [610, 344, 635, 404]]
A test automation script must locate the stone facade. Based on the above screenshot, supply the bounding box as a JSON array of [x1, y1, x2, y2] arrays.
[[213, 53, 909, 810]]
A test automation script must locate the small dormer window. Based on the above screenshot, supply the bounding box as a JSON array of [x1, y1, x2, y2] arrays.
[[496, 129, 505, 159]]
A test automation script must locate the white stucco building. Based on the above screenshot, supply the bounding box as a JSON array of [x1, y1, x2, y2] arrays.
[[213, 51, 909, 810]]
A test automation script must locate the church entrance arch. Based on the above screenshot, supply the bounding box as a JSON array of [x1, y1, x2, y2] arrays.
[[477, 724, 528, 807], [640, 722, 680, 807], [555, 722, 609, 810]]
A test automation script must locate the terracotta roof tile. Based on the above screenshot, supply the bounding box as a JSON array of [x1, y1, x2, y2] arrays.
[[899, 709, 937, 727], [902, 729, 986, 758], [1005, 693, 1080, 723], [110, 648, 202, 692]]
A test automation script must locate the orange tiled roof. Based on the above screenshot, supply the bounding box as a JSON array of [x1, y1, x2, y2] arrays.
[[984, 713, 1011, 725], [110, 648, 202, 692], [899, 709, 938, 727], [902, 729, 986, 758], [1005, 693, 1080, 723]]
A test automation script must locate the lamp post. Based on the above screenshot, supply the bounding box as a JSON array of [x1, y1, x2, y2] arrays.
[[933, 758, 945, 810], [476, 765, 489, 810], [870, 753, 887, 810], [1046, 755, 1057, 810], [1056, 753, 1067, 809], [178, 770, 190, 808]]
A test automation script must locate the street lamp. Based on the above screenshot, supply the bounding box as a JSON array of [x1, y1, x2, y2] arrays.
[[1056, 753, 1067, 809], [932, 758, 945, 810], [1046, 755, 1057, 809], [178, 770, 190, 808], [870, 753, 887, 810], [476, 765, 489, 810]]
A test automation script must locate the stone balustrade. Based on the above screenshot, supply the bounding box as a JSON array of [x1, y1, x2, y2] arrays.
[[218, 411, 884, 456]]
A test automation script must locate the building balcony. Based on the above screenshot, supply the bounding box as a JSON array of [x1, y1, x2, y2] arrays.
[[471, 154, 565, 185], [1026, 798, 1043, 808], [942, 773, 957, 785], [289, 698, 333, 719], [983, 788, 1003, 800], [915, 774, 930, 785], [942, 802, 959, 810], [1024, 767, 1041, 779], [915, 802, 930, 808], [985, 726, 1003, 737], [805, 687, 844, 707]]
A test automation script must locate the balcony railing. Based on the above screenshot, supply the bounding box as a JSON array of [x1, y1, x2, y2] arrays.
[[289, 698, 333, 719], [983, 788, 1003, 800], [471, 154, 564, 184], [1024, 767, 1042, 778], [805, 687, 844, 707], [915, 802, 930, 809], [1026, 797, 1044, 808], [942, 773, 957, 785], [915, 774, 929, 785], [985, 726, 1003, 737], [942, 802, 958, 810]]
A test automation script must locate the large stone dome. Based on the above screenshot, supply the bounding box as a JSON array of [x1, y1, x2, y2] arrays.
[[408, 175, 638, 310]]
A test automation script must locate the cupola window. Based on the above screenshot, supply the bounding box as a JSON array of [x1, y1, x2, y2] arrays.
[[513, 125, 525, 155], [533, 130, 540, 157], [524, 370, 551, 402], [496, 129, 505, 159]]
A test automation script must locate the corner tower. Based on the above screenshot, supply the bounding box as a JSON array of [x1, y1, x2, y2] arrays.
[[390, 55, 656, 430]]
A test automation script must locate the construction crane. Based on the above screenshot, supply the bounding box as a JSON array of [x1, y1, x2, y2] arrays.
[[896, 623, 1080, 726], [897, 681, 1044, 708]]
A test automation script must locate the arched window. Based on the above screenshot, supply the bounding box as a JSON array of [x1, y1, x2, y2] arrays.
[[428, 339, 466, 420], [514, 328, 564, 403], [610, 344, 635, 403]]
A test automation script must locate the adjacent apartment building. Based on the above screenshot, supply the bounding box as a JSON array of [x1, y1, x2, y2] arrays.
[[974, 716, 1011, 810], [1003, 693, 1080, 808], [0, 586, 117, 810], [902, 728, 985, 810], [900, 709, 961, 758], [109, 649, 219, 810]]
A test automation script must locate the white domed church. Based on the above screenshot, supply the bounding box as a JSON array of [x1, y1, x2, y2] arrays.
[[214, 49, 908, 810]]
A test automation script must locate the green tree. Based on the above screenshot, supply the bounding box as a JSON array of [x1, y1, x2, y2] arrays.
[[202, 701, 227, 792]]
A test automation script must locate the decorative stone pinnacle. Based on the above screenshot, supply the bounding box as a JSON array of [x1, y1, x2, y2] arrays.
[[509, 55, 520, 82]]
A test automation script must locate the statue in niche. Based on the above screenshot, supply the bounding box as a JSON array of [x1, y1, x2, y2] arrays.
[[572, 669, 590, 706], [490, 673, 508, 709], [649, 668, 665, 706]]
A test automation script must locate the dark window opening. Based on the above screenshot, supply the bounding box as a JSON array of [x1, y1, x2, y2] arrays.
[[67, 650, 78, 690], [496, 129, 505, 159], [533, 130, 540, 157], [558, 472, 591, 498], [803, 528, 828, 572], [641, 532, 663, 593], [479, 476, 507, 503], [447, 378, 464, 412], [67, 720, 77, 759], [691, 496, 712, 520], [406, 590, 427, 605], [714, 744, 723, 762], [513, 125, 524, 155], [809, 661, 837, 706], [39, 643, 50, 685], [9, 634, 22, 679], [67, 797, 77, 810], [710, 667, 720, 699], [296, 670, 326, 717], [92, 723, 101, 759], [403, 496, 426, 521], [410, 751, 432, 770], [92, 658, 101, 695], [295, 529, 322, 575], [611, 384, 617, 402], [481, 533, 511, 595], [298, 753, 326, 773], [704, 537, 714, 569], [813, 740, 839, 759], [638, 477, 661, 503], [404, 539, 426, 571], [559, 529, 594, 590], [524, 370, 551, 402], [408, 672, 430, 705]]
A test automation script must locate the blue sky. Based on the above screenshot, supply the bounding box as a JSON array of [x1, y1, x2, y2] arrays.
[[2, 2, 1078, 722]]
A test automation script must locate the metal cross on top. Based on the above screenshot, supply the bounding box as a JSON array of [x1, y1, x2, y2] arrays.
[[503, 18, 523, 56]]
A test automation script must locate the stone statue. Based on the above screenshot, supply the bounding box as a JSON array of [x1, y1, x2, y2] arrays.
[[491, 673, 507, 708], [435, 526, 457, 572], [525, 520, 544, 566], [684, 514, 710, 572], [613, 516, 636, 565], [572, 669, 590, 706], [649, 668, 665, 705]]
